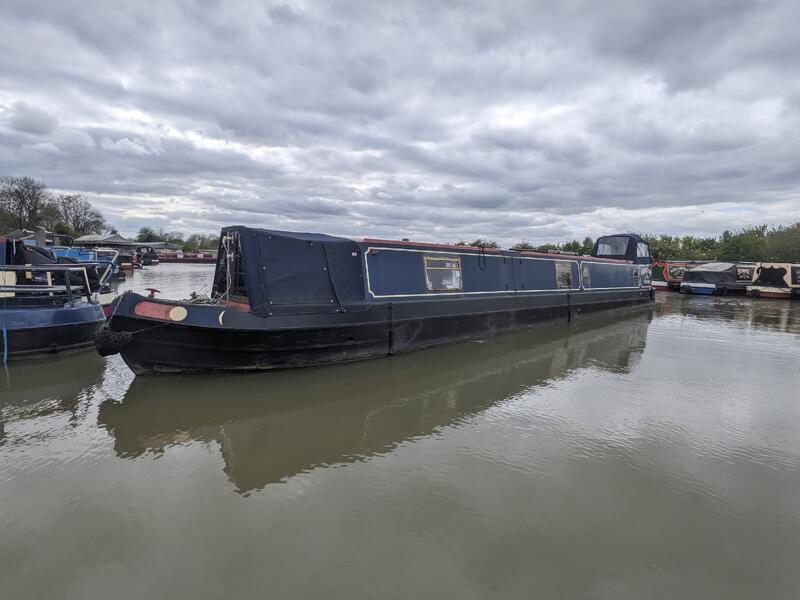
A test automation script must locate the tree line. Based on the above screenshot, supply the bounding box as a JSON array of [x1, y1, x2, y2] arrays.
[[457, 224, 800, 262], [1, 175, 107, 238], [4, 175, 798, 260], [0, 175, 218, 252], [135, 227, 220, 252]]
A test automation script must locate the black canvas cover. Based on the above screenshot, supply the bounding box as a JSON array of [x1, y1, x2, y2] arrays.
[[591, 233, 650, 264], [225, 227, 365, 317], [682, 262, 738, 284]]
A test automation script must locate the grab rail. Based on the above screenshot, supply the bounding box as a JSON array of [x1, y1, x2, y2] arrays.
[[0, 263, 97, 303]]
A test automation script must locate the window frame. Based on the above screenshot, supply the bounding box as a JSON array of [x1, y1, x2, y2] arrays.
[[555, 261, 573, 289], [423, 255, 463, 292]]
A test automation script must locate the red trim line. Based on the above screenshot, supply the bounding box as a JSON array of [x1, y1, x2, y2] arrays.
[[224, 299, 251, 311], [755, 291, 792, 298]]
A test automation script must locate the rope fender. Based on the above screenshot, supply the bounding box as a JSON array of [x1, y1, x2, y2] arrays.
[[95, 329, 134, 356]]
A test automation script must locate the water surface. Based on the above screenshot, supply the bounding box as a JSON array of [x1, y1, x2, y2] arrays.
[[1, 264, 799, 599]]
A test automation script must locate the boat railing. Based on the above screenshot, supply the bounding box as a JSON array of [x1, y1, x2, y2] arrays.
[[95, 249, 119, 286], [0, 263, 99, 303]]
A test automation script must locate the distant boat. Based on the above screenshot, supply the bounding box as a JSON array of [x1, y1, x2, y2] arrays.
[[680, 262, 757, 295], [97, 227, 654, 375], [1, 237, 106, 360], [651, 260, 702, 291], [747, 263, 800, 299]]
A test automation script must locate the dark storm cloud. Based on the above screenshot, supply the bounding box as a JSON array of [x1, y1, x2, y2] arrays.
[[0, 0, 798, 244]]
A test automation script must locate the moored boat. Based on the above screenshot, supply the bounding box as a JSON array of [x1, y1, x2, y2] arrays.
[[1, 238, 106, 360], [651, 260, 701, 291], [96, 227, 654, 374], [680, 262, 757, 295], [747, 263, 800, 299]]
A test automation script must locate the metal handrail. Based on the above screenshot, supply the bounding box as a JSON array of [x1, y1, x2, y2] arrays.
[[0, 264, 100, 271], [0, 285, 85, 292], [0, 263, 96, 303]]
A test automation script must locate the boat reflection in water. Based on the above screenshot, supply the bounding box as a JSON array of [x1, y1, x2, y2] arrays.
[[656, 290, 800, 335], [99, 308, 652, 493], [0, 352, 107, 445]]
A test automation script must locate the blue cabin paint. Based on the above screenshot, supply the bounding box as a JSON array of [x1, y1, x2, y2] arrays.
[[1, 238, 106, 359], [99, 227, 655, 375]]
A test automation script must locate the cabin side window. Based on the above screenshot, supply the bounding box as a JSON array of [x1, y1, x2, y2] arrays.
[[581, 264, 591, 287], [668, 265, 688, 278], [637, 243, 650, 259], [555, 262, 572, 288], [424, 256, 462, 292]]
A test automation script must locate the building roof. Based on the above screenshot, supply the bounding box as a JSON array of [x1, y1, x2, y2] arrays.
[[146, 241, 183, 250], [74, 233, 137, 246]]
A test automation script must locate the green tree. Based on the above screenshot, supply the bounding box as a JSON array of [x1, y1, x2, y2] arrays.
[[512, 240, 535, 250], [718, 225, 768, 261], [763, 223, 800, 261], [136, 226, 158, 242], [183, 233, 221, 252], [644, 235, 681, 261], [467, 238, 499, 248]]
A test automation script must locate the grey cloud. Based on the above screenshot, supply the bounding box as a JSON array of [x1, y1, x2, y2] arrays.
[[0, 0, 798, 245], [5, 101, 58, 135]]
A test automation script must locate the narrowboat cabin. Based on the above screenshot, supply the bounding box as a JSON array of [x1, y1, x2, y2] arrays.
[[650, 261, 700, 291], [747, 263, 800, 299], [680, 262, 756, 295], [1, 238, 106, 360], [96, 227, 654, 375]]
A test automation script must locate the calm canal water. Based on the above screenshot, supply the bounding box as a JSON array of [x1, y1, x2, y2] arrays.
[[1, 264, 799, 599]]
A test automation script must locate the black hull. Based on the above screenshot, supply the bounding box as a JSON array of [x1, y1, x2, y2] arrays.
[[104, 290, 654, 375], [7, 320, 105, 360]]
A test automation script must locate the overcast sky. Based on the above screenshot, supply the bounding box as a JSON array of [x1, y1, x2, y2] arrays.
[[1, 0, 798, 245]]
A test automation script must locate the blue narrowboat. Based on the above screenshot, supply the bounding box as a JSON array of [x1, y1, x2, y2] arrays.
[[1, 238, 106, 360], [97, 227, 653, 375]]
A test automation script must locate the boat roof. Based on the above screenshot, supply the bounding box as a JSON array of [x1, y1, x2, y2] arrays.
[[222, 227, 633, 264], [691, 262, 737, 272], [363, 238, 629, 263]]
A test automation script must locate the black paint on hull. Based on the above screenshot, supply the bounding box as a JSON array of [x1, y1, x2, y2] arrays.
[[7, 320, 105, 360], [104, 290, 654, 375]]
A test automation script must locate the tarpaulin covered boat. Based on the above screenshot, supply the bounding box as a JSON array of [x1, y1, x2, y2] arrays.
[[680, 262, 756, 295], [96, 227, 654, 374]]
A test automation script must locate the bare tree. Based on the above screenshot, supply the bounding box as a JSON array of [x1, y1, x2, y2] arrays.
[[40, 200, 63, 232], [56, 193, 107, 236], [0, 175, 51, 231]]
